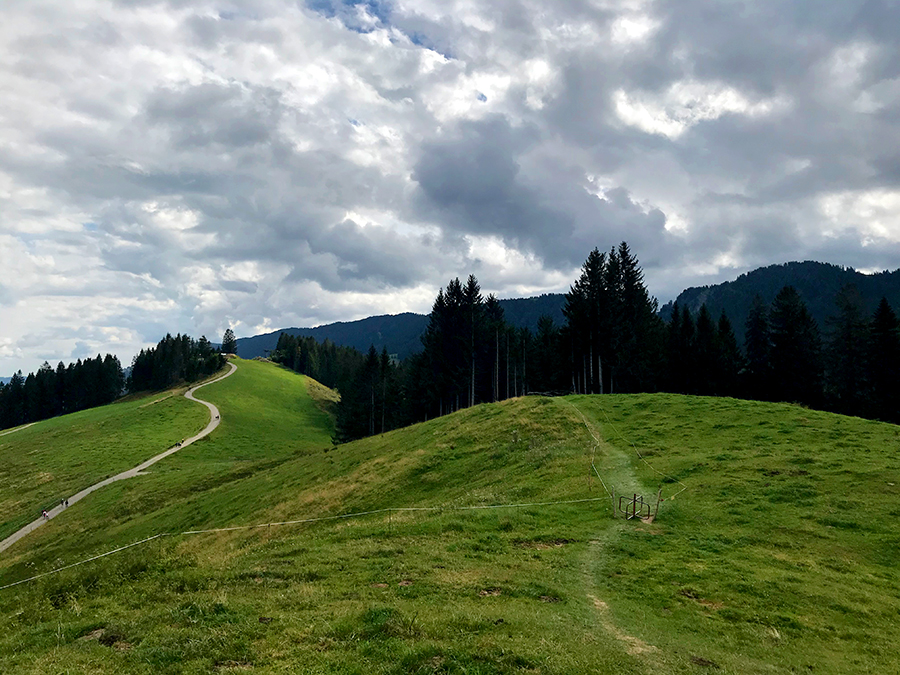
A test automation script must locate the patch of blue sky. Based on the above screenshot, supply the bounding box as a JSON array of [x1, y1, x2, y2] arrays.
[[83, 222, 98, 231], [476, 92, 487, 102], [305, 0, 393, 32], [407, 31, 454, 61]]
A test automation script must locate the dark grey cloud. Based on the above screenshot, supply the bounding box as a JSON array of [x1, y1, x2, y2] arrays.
[[2, 0, 900, 373]]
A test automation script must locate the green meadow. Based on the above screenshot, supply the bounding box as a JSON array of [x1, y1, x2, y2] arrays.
[[0, 388, 209, 542], [1, 358, 898, 673]]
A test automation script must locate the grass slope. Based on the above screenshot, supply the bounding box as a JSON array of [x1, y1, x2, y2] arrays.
[[1, 363, 899, 674], [0, 388, 209, 541]]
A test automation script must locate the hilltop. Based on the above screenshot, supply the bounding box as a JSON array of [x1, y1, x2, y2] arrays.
[[1, 358, 898, 673]]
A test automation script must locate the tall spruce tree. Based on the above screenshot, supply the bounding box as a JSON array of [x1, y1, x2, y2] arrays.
[[563, 243, 659, 394], [825, 284, 871, 416], [694, 304, 718, 395], [744, 295, 772, 400], [869, 297, 900, 422], [769, 286, 823, 406], [716, 311, 743, 397], [221, 328, 237, 355]]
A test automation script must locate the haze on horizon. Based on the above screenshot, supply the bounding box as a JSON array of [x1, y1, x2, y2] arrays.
[[1, 0, 899, 375]]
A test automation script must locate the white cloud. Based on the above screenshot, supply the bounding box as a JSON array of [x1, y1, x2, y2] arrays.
[[1, 0, 899, 374], [819, 189, 900, 244], [614, 80, 788, 139]]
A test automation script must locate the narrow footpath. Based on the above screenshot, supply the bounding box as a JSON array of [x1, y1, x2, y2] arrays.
[[0, 361, 237, 554]]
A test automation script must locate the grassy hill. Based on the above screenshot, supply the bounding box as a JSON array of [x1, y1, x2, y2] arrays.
[[1, 359, 899, 673], [0, 387, 210, 542]]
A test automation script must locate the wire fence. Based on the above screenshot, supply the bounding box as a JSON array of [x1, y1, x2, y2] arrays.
[[2, 393, 689, 592], [562, 397, 689, 502], [0, 495, 611, 591]]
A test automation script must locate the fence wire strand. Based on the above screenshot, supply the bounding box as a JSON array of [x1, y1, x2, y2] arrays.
[[562, 397, 689, 502], [2, 395, 689, 592], [1, 496, 609, 591]]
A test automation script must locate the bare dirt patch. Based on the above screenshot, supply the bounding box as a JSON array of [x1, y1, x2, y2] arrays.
[[139, 394, 173, 408], [690, 655, 720, 668], [589, 595, 659, 657], [679, 588, 723, 610], [514, 538, 574, 550], [479, 588, 502, 597]]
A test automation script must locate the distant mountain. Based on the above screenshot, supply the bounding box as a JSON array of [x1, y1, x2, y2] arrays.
[[235, 293, 566, 360], [660, 261, 900, 341], [0, 377, 10, 386]]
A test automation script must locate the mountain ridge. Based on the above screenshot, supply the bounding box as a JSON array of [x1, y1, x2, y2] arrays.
[[660, 260, 900, 340], [234, 293, 567, 359]]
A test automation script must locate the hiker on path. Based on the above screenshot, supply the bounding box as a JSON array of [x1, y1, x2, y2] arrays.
[[41, 510, 48, 520]]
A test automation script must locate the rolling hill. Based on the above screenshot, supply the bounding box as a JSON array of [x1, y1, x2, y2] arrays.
[[1, 359, 898, 673]]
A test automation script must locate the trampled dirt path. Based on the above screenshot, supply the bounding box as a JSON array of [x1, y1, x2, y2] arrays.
[[0, 422, 36, 437], [0, 361, 237, 554]]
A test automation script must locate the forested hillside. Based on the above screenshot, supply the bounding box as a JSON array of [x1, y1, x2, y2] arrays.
[[660, 261, 900, 340], [126, 333, 224, 393], [234, 295, 566, 360], [0, 355, 124, 432], [326, 244, 900, 441]]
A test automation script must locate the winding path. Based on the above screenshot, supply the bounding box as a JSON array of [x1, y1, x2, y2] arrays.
[[0, 361, 237, 554]]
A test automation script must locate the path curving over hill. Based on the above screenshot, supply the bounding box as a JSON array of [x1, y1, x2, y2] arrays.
[[0, 361, 237, 554]]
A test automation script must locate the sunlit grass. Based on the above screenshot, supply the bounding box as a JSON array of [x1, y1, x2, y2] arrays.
[[1, 363, 899, 673]]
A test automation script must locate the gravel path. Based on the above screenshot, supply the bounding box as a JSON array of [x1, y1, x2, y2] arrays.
[[0, 361, 237, 554]]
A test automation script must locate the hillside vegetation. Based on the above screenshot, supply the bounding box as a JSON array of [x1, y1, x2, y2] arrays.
[[660, 260, 900, 340], [1, 359, 898, 674], [0, 389, 209, 542]]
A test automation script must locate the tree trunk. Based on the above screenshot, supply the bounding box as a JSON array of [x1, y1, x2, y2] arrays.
[[522, 337, 527, 395], [599, 354, 604, 395], [506, 333, 510, 399], [494, 329, 499, 402], [589, 343, 594, 393]]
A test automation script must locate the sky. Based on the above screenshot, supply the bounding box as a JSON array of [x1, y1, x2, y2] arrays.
[[2, 0, 900, 375]]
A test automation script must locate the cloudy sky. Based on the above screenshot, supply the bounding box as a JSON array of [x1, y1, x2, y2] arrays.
[[2, 0, 899, 375]]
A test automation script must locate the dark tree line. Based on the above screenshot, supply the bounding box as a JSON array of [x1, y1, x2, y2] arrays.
[[658, 284, 900, 422], [127, 334, 225, 393], [269, 333, 367, 393], [330, 244, 900, 442], [0, 354, 124, 431], [327, 274, 535, 442]]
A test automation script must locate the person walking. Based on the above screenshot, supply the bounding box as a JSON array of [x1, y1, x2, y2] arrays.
[[41, 509, 48, 520]]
